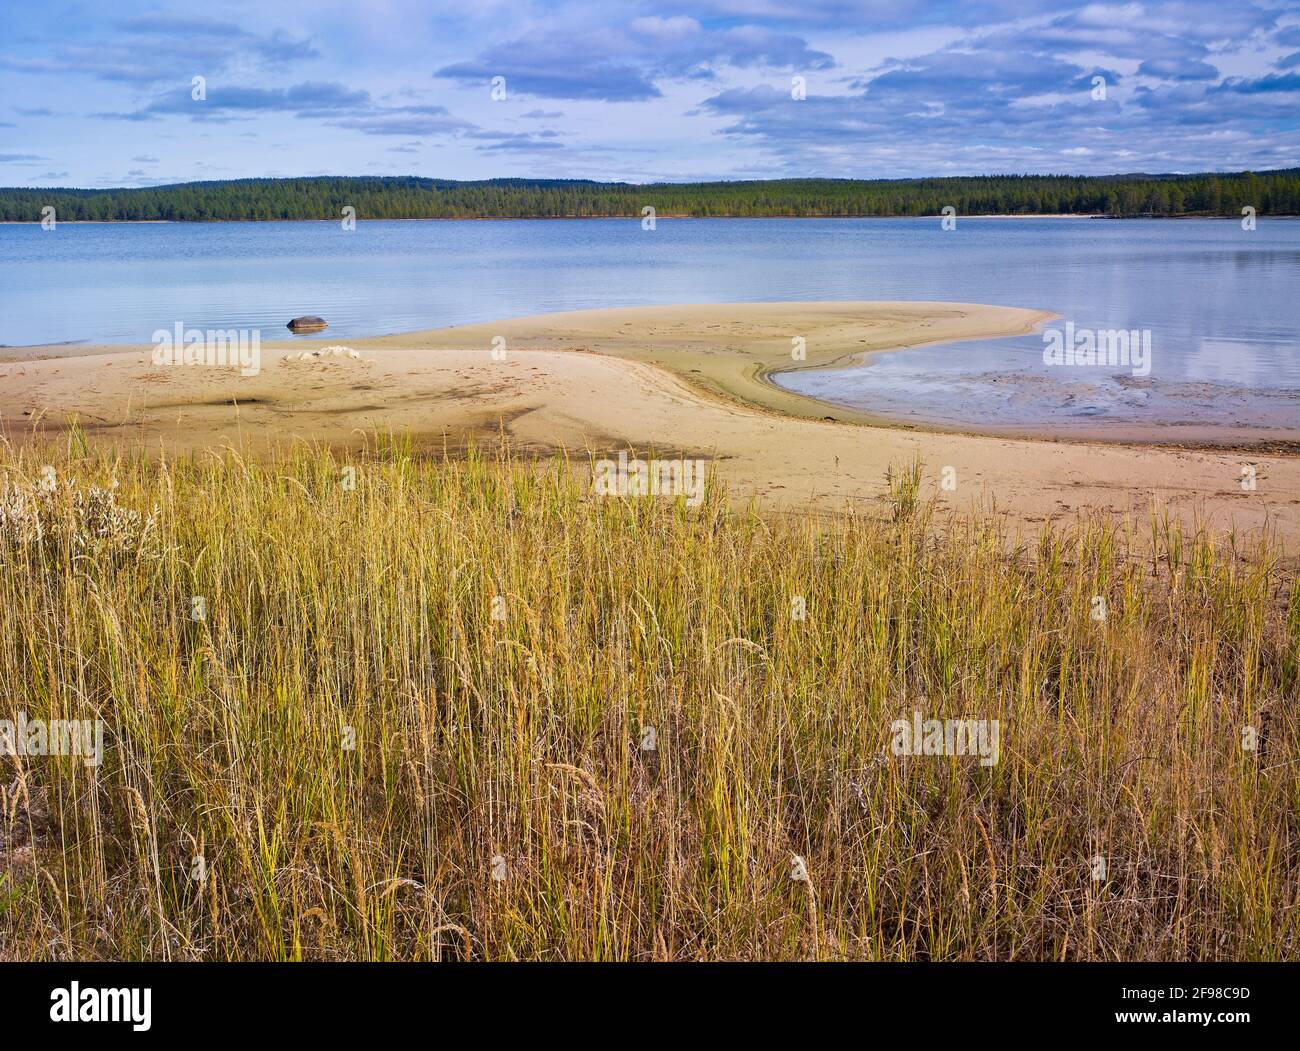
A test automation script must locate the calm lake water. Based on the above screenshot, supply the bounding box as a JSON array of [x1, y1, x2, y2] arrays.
[[2, 217, 1297, 435]]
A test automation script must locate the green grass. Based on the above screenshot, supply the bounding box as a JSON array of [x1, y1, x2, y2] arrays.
[[0, 438, 1296, 960]]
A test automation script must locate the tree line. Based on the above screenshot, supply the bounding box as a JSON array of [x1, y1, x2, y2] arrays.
[[1, 170, 1297, 221]]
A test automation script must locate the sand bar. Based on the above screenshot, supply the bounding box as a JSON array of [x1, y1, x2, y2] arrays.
[[2, 301, 1296, 545]]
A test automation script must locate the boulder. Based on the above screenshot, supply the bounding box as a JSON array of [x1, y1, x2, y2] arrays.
[[287, 316, 328, 332]]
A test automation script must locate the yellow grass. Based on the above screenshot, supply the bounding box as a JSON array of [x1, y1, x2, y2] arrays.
[[0, 433, 1296, 960]]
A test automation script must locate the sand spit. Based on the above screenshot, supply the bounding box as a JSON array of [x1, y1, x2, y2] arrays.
[[2, 302, 1296, 545]]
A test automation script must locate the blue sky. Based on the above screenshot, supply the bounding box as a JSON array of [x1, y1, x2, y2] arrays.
[[2, 0, 1298, 187]]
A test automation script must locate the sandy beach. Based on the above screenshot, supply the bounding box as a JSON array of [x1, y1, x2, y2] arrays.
[[2, 300, 1296, 544]]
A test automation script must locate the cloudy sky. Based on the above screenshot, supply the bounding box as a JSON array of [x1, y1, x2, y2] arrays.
[[2, 1, 1298, 187]]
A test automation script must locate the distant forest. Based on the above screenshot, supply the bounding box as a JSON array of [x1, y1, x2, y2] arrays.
[[2, 170, 1298, 221]]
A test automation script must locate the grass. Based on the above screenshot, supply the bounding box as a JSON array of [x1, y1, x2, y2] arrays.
[[0, 435, 1296, 961]]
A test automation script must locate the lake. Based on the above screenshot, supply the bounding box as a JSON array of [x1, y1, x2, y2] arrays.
[[2, 217, 1296, 438]]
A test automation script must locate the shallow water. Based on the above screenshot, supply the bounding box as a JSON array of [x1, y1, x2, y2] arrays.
[[2, 217, 1296, 434]]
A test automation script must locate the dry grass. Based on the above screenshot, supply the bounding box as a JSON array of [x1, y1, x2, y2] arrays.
[[0, 433, 1296, 961]]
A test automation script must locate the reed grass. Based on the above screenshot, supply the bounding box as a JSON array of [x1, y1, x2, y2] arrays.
[[0, 435, 1296, 960]]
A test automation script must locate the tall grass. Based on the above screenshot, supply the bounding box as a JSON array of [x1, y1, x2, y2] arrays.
[[0, 438, 1296, 960]]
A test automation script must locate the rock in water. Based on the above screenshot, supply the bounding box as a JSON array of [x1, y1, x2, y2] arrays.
[[287, 316, 328, 332]]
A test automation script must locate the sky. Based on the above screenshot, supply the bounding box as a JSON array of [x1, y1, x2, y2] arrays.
[[1, 0, 1298, 187]]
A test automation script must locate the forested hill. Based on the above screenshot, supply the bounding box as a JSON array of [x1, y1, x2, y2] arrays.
[[2, 170, 1298, 221]]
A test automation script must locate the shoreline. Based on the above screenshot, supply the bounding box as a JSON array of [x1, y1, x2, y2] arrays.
[[10, 213, 1300, 225], [4, 301, 1296, 450], [3, 300, 1298, 546], [0, 214, 1104, 223], [385, 304, 1300, 452]]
